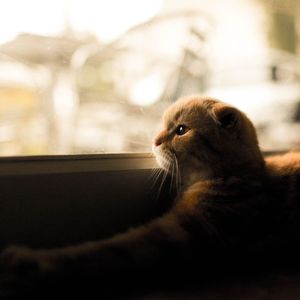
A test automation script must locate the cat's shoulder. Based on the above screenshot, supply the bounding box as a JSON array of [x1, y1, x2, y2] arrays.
[[265, 151, 300, 177], [174, 177, 244, 215]]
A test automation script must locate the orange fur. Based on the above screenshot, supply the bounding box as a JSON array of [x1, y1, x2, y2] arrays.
[[1, 95, 299, 298]]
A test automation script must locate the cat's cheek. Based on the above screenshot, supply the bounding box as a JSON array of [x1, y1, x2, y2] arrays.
[[173, 130, 194, 147], [172, 137, 192, 154]]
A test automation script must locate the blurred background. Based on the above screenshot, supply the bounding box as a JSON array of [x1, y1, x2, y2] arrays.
[[0, 0, 299, 156]]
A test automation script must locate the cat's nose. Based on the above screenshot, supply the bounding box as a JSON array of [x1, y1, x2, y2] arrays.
[[153, 131, 167, 147], [153, 137, 162, 147]]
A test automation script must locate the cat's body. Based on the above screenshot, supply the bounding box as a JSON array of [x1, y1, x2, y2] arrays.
[[1, 96, 300, 298]]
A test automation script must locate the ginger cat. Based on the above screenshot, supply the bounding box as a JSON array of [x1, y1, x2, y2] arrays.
[[1, 95, 300, 298]]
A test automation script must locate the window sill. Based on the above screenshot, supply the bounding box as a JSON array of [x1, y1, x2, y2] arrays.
[[0, 153, 158, 176]]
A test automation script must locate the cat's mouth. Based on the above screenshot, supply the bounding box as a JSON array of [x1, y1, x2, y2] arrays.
[[152, 146, 175, 172]]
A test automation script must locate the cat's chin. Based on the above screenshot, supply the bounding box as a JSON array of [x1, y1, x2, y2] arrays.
[[152, 146, 174, 173], [156, 158, 173, 173]]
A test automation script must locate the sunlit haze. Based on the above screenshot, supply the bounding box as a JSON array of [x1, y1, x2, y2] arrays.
[[0, 0, 163, 43], [0, 0, 298, 155]]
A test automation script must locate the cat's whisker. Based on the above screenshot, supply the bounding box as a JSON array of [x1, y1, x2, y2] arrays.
[[173, 153, 181, 194], [173, 154, 181, 196], [147, 167, 160, 183], [148, 167, 164, 191], [169, 159, 175, 194], [156, 165, 170, 201]]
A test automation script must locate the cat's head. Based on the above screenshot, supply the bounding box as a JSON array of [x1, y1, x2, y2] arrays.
[[152, 95, 263, 185]]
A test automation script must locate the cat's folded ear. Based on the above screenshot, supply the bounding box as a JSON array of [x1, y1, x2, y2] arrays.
[[210, 103, 239, 128]]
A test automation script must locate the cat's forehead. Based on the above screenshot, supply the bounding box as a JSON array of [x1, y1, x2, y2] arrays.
[[163, 97, 218, 127]]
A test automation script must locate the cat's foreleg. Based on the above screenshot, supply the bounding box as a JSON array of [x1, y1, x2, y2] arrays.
[[0, 212, 191, 291]]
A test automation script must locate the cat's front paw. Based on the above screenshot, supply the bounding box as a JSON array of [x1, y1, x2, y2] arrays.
[[0, 246, 45, 297], [0, 246, 41, 274]]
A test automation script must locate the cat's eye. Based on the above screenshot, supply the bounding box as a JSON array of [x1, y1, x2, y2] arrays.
[[175, 124, 189, 136]]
